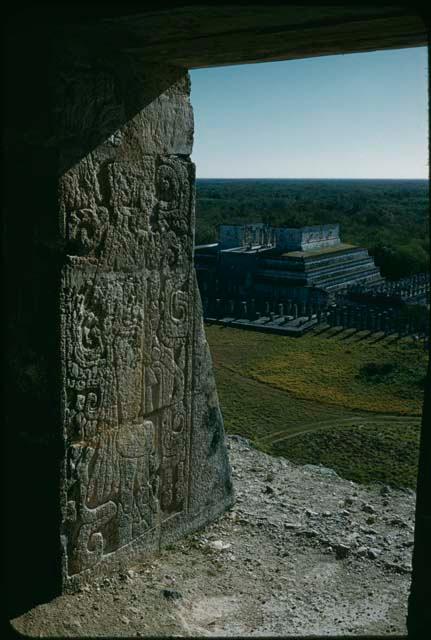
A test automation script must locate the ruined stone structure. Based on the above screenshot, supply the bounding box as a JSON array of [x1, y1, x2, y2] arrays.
[[195, 223, 383, 304], [219, 223, 276, 249], [201, 288, 429, 341], [4, 5, 430, 636], [346, 273, 430, 308], [274, 224, 341, 252]]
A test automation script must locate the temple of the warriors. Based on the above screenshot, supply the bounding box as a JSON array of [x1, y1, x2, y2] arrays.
[[195, 223, 384, 304]]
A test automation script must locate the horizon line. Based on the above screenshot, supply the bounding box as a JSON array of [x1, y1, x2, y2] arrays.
[[196, 176, 429, 180]]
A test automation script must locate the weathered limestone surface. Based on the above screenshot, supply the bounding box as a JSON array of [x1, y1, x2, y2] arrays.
[[5, 31, 232, 609], [58, 64, 233, 590]]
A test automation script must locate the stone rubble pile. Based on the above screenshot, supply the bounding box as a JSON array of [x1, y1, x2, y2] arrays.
[[226, 435, 415, 575], [12, 434, 415, 637]]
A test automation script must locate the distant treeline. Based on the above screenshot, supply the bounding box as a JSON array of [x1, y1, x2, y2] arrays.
[[195, 179, 429, 280]]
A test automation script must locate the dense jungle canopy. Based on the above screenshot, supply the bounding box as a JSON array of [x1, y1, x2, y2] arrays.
[[195, 179, 429, 280]]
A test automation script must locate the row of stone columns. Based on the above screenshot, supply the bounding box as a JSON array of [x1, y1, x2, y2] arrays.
[[326, 303, 429, 337], [347, 273, 430, 303], [202, 296, 327, 323], [203, 295, 429, 338]]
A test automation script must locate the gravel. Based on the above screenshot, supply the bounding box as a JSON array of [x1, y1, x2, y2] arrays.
[[11, 435, 415, 637]]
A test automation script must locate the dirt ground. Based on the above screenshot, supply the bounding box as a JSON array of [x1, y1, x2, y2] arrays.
[[11, 435, 415, 637]]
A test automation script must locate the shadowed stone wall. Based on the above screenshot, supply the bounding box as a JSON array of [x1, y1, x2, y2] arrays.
[[4, 25, 233, 612]]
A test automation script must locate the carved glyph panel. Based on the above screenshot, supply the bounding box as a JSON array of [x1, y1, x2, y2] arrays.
[[61, 155, 195, 576], [60, 155, 194, 272]]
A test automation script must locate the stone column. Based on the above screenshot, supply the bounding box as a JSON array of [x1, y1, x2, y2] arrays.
[[215, 298, 222, 319], [5, 35, 233, 608], [203, 297, 209, 315], [377, 313, 383, 333], [381, 311, 388, 335], [354, 306, 361, 330], [340, 306, 347, 327], [360, 308, 367, 331], [346, 305, 353, 328], [364, 308, 371, 332]]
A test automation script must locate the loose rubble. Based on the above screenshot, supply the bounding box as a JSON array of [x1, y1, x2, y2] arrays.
[[11, 435, 415, 636]]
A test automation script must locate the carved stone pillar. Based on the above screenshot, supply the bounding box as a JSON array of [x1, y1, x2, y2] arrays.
[[5, 33, 233, 610]]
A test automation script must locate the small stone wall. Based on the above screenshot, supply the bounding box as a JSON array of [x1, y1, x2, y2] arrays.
[[275, 224, 340, 252]]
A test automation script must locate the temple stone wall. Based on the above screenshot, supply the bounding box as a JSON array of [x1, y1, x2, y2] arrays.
[[275, 224, 340, 252], [219, 224, 246, 249]]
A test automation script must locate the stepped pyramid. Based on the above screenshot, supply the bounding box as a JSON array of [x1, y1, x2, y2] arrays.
[[195, 223, 384, 303]]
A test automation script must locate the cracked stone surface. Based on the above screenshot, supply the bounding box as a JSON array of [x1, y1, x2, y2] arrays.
[[11, 435, 415, 637]]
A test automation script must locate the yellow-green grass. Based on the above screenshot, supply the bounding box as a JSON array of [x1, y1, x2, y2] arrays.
[[269, 422, 421, 488], [214, 367, 366, 442], [206, 324, 426, 488], [206, 325, 426, 416]]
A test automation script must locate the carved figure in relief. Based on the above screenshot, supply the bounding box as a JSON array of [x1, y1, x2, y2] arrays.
[[112, 286, 145, 424], [65, 417, 160, 574], [67, 391, 99, 441], [146, 337, 171, 412], [65, 445, 117, 575], [155, 160, 191, 237], [66, 272, 146, 436], [157, 164, 181, 212], [67, 206, 110, 256], [116, 419, 158, 545], [159, 405, 188, 514], [69, 394, 86, 440], [62, 156, 197, 573], [163, 230, 188, 273], [73, 292, 105, 368]]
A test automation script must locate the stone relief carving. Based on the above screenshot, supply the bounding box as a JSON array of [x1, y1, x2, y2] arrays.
[[67, 207, 110, 257], [61, 154, 196, 576]]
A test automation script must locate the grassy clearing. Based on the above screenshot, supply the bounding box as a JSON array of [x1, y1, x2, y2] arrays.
[[207, 325, 426, 415], [214, 368, 362, 442], [206, 324, 426, 488], [269, 422, 421, 489]]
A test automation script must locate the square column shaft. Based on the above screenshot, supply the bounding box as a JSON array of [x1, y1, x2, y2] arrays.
[[4, 32, 233, 613]]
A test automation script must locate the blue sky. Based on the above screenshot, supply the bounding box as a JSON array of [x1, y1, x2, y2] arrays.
[[190, 47, 428, 179]]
